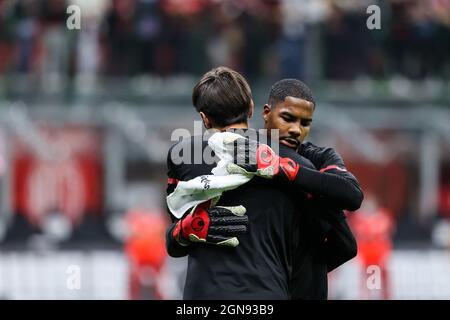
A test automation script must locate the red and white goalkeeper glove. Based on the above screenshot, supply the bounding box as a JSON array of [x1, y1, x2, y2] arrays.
[[225, 136, 300, 181], [172, 202, 248, 247]]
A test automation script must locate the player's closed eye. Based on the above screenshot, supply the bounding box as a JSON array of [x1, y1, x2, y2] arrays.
[[301, 120, 312, 127], [282, 114, 295, 122]]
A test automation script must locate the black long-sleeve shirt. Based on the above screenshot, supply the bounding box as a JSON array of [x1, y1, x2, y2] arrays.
[[166, 141, 362, 258], [293, 142, 363, 211], [166, 131, 315, 299], [290, 142, 362, 300], [165, 135, 363, 299]]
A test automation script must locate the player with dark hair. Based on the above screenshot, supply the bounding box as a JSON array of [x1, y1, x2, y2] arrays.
[[263, 79, 362, 299], [223, 79, 361, 298], [166, 66, 318, 299], [268, 78, 316, 109], [192, 66, 254, 129], [167, 68, 358, 299]]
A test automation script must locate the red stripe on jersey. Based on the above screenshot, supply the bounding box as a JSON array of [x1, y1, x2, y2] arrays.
[[168, 178, 179, 185], [320, 165, 347, 173]]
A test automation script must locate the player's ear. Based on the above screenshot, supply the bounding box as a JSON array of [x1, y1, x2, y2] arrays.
[[262, 104, 272, 123], [248, 100, 254, 119], [199, 112, 212, 129]]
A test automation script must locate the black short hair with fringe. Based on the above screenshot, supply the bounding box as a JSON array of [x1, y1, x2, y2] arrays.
[[192, 66, 252, 127]]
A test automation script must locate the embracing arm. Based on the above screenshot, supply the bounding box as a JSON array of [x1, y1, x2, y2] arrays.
[[296, 142, 364, 211], [165, 148, 192, 257], [325, 225, 357, 272], [227, 138, 363, 211], [300, 143, 361, 270], [166, 221, 191, 257], [290, 166, 363, 211], [322, 212, 357, 272], [165, 148, 249, 257]]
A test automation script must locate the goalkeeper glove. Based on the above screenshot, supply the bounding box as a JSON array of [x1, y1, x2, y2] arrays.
[[225, 136, 300, 181], [172, 201, 248, 247]]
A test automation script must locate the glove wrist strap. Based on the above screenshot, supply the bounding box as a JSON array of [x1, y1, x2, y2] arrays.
[[173, 220, 190, 246]]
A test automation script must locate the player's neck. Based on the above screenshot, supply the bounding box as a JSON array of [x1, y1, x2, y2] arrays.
[[217, 122, 248, 131]]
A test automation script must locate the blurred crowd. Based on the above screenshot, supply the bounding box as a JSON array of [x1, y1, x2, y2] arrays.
[[0, 0, 449, 83]]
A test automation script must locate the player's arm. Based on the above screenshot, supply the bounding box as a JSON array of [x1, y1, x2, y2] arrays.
[[299, 143, 360, 270], [296, 142, 363, 211], [166, 201, 249, 257], [325, 220, 357, 272], [165, 147, 191, 257], [292, 165, 362, 211], [165, 148, 249, 257], [227, 138, 363, 211], [317, 208, 357, 272], [300, 142, 362, 201], [167, 201, 248, 254], [166, 223, 189, 257]]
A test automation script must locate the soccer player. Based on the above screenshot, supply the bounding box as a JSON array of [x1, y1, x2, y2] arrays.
[[166, 67, 317, 299], [260, 79, 362, 299], [166, 69, 363, 299], [223, 79, 362, 299]]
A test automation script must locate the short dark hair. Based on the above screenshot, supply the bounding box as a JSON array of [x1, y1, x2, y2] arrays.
[[192, 66, 252, 127], [268, 79, 315, 108]]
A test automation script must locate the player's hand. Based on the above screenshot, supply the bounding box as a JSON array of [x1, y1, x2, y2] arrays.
[[224, 136, 300, 181], [223, 135, 280, 177], [173, 202, 248, 247]]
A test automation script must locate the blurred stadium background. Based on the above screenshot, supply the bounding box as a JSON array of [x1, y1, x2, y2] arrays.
[[0, 0, 449, 300]]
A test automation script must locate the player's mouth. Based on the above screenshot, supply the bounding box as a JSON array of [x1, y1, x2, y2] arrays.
[[280, 138, 299, 149]]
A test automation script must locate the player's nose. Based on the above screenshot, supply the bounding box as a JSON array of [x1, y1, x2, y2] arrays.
[[288, 124, 301, 138]]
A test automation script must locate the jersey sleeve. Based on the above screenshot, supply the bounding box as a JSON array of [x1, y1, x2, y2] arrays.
[[165, 145, 191, 257], [296, 142, 364, 211]]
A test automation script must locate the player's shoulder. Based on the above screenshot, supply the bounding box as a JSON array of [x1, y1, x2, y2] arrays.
[[300, 141, 345, 167], [301, 141, 337, 154], [279, 144, 315, 169], [168, 135, 203, 150], [168, 135, 207, 157]]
